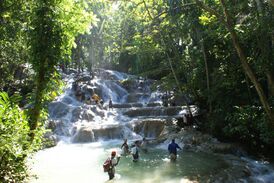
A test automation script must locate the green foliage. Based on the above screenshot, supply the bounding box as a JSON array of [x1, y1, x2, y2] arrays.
[[0, 92, 43, 183], [83, 0, 274, 154], [223, 106, 274, 148], [199, 12, 216, 25], [28, 0, 97, 133], [0, 0, 33, 94]]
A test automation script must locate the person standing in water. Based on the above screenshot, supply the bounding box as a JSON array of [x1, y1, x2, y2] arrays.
[[107, 151, 120, 180], [121, 139, 130, 155], [131, 141, 139, 162], [168, 139, 182, 161]]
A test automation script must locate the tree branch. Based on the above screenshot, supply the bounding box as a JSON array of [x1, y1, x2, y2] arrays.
[[194, 0, 227, 27]]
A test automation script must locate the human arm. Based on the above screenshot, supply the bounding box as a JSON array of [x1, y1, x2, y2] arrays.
[[114, 156, 120, 166]]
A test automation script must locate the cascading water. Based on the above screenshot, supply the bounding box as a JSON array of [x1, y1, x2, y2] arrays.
[[29, 69, 274, 183]]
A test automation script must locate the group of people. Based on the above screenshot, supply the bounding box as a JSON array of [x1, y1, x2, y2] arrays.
[[105, 138, 181, 180], [72, 82, 107, 108], [73, 81, 115, 111], [161, 91, 178, 107], [120, 138, 148, 162]]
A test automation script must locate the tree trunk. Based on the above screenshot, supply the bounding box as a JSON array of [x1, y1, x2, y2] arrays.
[[266, 71, 274, 96], [29, 61, 46, 140], [201, 38, 212, 113], [219, 0, 274, 123]]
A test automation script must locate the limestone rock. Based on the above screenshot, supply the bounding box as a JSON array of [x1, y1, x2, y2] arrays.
[[72, 126, 95, 143], [48, 101, 69, 119]]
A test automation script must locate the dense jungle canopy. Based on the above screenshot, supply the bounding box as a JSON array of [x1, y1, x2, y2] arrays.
[[0, 0, 274, 182]]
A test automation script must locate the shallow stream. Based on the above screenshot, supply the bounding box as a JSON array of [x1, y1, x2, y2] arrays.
[[28, 69, 274, 183], [29, 140, 232, 183]]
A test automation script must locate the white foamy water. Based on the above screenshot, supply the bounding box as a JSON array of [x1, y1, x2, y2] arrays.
[[29, 69, 274, 183]]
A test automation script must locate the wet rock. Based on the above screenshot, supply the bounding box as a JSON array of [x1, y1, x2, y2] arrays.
[[124, 106, 183, 117], [243, 165, 252, 176], [209, 143, 240, 154], [126, 93, 150, 103], [82, 110, 94, 121], [146, 102, 161, 107], [93, 125, 123, 140], [130, 119, 166, 138], [43, 131, 58, 148], [67, 69, 77, 74], [71, 107, 82, 122], [113, 103, 143, 108], [76, 75, 93, 83], [46, 120, 57, 131], [53, 120, 72, 136], [210, 155, 253, 183], [48, 101, 70, 118], [62, 96, 74, 105], [120, 79, 138, 92], [72, 126, 95, 143], [82, 85, 94, 95]]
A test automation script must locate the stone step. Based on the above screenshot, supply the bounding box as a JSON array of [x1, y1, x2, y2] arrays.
[[123, 106, 185, 117], [146, 102, 162, 107], [113, 103, 143, 108], [71, 118, 170, 143], [112, 102, 162, 108]]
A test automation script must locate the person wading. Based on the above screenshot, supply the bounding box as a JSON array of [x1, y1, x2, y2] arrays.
[[168, 139, 182, 161], [131, 141, 139, 162], [121, 139, 130, 155], [104, 151, 120, 180]]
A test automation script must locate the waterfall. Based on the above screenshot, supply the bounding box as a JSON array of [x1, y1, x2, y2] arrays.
[[30, 69, 274, 183]]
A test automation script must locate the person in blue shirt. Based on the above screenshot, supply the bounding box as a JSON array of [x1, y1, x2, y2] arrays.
[[168, 139, 182, 161]]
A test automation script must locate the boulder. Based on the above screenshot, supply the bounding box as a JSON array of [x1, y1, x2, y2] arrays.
[[72, 126, 95, 143], [120, 79, 138, 92], [67, 69, 77, 74], [83, 85, 94, 95], [48, 101, 70, 119], [46, 120, 57, 131], [130, 119, 166, 138], [71, 107, 82, 122], [82, 110, 94, 121], [92, 125, 123, 140], [53, 119, 72, 136], [43, 131, 58, 148], [62, 96, 74, 105], [76, 75, 93, 83]]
